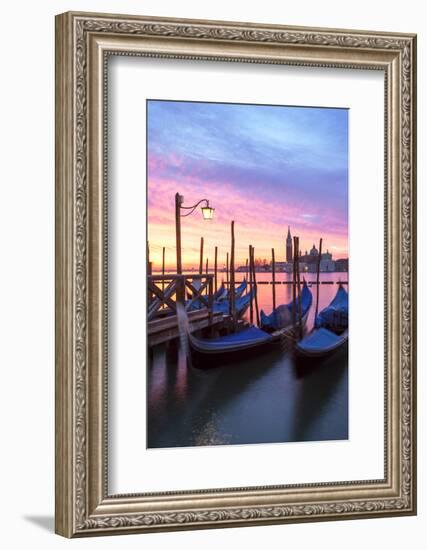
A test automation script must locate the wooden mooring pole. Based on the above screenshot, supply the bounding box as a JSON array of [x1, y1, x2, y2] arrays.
[[271, 247, 276, 311], [249, 246, 254, 324], [174, 193, 183, 303], [162, 246, 165, 295], [226, 252, 229, 288], [229, 221, 236, 326], [214, 246, 218, 293], [199, 237, 204, 275], [251, 246, 260, 326], [175, 193, 182, 275], [297, 237, 303, 338], [147, 241, 152, 304], [292, 239, 297, 326], [208, 274, 213, 330], [295, 237, 303, 338], [315, 238, 323, 320]]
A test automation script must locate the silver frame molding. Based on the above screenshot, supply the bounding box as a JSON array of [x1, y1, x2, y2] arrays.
[[55, 11, 417, 537]]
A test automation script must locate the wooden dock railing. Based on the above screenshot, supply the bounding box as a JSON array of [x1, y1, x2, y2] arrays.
[[147, 274, 214, 321]]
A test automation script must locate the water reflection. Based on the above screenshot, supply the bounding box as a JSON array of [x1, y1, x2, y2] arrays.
[[147, 273, 348, 448], [291, 349, 348, 441]]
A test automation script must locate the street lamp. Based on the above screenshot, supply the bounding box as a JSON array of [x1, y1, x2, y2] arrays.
[[201, 204, 215, 220], [175, 192, 214, 275]]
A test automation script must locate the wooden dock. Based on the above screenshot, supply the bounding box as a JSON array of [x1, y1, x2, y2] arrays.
[[148, 309, 226, 347], [147, 273, 226, 347]]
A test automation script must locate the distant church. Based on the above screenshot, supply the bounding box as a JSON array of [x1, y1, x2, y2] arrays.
[[271, 226, 343, 273], [285, 226, 333, 264], [300, 244, 332, 264]]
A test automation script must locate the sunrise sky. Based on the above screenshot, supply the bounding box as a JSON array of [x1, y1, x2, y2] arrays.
[[147, 100, 348, 271]]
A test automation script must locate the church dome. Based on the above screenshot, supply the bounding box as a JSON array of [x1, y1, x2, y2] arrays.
[[310, 244, 318, 255]]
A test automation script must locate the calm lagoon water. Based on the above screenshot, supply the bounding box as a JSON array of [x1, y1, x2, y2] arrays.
[[147, 272, 348, 448]]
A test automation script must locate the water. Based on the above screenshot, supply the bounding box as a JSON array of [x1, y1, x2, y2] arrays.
[[147, 272, 348, 448]]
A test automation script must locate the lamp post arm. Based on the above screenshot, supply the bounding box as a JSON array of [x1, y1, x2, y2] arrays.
[[180, 198, 210, 217]]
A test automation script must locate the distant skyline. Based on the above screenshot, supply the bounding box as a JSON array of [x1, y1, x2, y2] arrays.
[[147, 100, 348, 270]]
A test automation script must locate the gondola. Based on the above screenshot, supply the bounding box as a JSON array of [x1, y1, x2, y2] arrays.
[[234, 279, 247, 298], [182, 284, 313, 368], [214, 279, 247, 302], [296, 285, 348, 361], [184, 318, 273, 368], [295, 327, 348, 359], [186, 279, 247, 311], [213, 283, 227, 301], [260, 281, 313, 333], [188, 325, 273, 355], [314, 283, 348, 332], [212, 287, 254, 317]]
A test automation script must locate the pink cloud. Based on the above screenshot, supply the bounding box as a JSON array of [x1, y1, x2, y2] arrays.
[[147, 151, 348, 270]]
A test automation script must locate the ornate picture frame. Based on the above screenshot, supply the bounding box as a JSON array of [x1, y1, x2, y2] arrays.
[[55, 11, 416, 537]]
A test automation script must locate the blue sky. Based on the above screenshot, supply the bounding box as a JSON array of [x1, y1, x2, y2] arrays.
[[147, 100, 349, 267]]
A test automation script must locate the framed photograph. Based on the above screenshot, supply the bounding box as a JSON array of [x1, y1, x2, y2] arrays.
[[55, 11, 417, 537]]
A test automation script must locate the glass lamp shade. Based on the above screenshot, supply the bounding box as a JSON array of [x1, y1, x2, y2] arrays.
[[201, 206, 215, 220]]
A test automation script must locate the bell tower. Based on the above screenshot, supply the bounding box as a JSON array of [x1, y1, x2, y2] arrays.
[[286, 226, 293, 262]]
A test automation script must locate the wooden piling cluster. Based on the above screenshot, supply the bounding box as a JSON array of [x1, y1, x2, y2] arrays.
[[271, 247, 276, 311], [292, 236, 303, 337], [315, 238, 323, 319], [248, 244, 260, 326], [149, 217, 328, 343]]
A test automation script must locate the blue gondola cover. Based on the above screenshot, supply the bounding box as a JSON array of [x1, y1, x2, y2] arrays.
[[314, 285, 348, 331], [261, 283, 312, 331]]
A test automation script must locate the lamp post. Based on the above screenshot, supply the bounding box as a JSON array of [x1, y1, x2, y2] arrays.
[[175, 192, 214, 275]]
